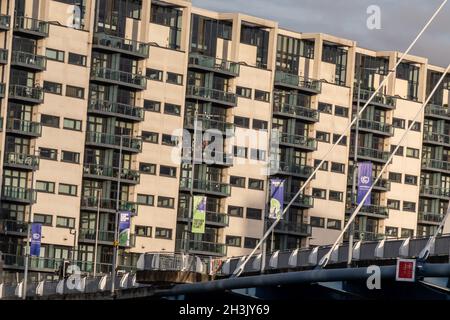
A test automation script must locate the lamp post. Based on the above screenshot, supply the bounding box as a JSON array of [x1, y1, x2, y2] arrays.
[[93, 188, 101, 277], [69, 228, 77, 266]]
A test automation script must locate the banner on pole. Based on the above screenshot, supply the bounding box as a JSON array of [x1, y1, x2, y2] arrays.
[[192, 196, 207, 234], [269, 179, 284, 219], [30, 223, 42, 257], [118, 211, 131, 247], [357, 162, 373, 206]]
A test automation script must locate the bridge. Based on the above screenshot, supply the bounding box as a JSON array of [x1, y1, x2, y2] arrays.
[[1, 234, 450, 300]]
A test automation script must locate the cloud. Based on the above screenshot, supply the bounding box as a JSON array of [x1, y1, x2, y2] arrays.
[[192, 0, 450, 66]]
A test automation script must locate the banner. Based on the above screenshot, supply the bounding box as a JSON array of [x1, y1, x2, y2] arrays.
[[118, 211, 131, 246], [357, 162, 372, 206], [192, 196, 207, 234], [30, 223, 42, 257], [269, 179, 284, 219]]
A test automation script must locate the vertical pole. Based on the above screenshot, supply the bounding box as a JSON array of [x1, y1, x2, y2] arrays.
[[23, 158, 36, 299], [93, 189, 101, 277], [186, 104, 198, 253], [72, 230, 77, 265]]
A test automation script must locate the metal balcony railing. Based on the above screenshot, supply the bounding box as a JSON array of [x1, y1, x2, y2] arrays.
[[181, 147, 234, 167], [9, 84, 44, 103], [347, 174, 391, 191], [91, 67, 147, 89], [188, 53, 240, 76], [272, 101, 319, 122], [279, 133, 317, 150], [351, 230, 386, 241], [4, 152, 40, 170], [79, 228, 136, 247], [420, 185, 450, 198], [356, 119, 394, 136], [0, 219, 28, 235], [418, 212, 443, 224], [184, 114, 235, 133], [93, 33, 150, 58], [354, 88, 397, 108], [284, 192, 314, 207], [0, 14, 11, 30], [6, 118, 42, 136], [274, 70, 322, 93], [83, 163, 140, 183], [0, 83, 5, 98], [179, 177, 231, 197], [11, 51, 47, 70], [88, 99, 144, 121], [80, 196, 138, 214], [346, 204, 389, 218], [177, 208, 229, 227], [421, 158, 450, 172], [0, 48, 8, 64], [85, 132, 142, 152], [423, 131, 450, 146], [270, 220, 312, 236], [271, 160, 314, 177], [350, 146, 390, 162], [175, 239, 227, 256], [424, 104, 450, 119], [186, 85, 237, 107], [14, 16, 49, 37], [1, 186, 37, 203]]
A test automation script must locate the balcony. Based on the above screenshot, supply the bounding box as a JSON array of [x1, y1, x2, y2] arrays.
[[175, 239, 227, 257], [6, 118, 42, 137], [353, 88, 397, 109], [90, 67, 147, 90], [181, 148, 234, 167], [421, 158, 450, 173], [0, 14, 11, 30], [279, 133, 317, 151], [0, 83, 5, 98], [177, 208, 229, 228], [9, 84, 44, 104], [274, 70, 322, 94], [346, 204, 389, 219], [88, 99, 144, 122], [0, 48, 8, 64], [1, 186, 37, 204], [79, 228, 136, 247], [284, 192, 314, 208], [420, 185, 450, 200], [347, 230, 385, 242], [3, 152, 40, 171], [188, 53, 240, 77], [186, 85, 237, 108], [349, 146, 390, 163], [80, 196, 138, 215], [354, 119, 394, 137], [271, 160, 314, 178], [424, 104, 450, 121], [92, 33, 150, 59], [83, 163, 140, 184], [273, 101, 319, 122], [347, 175, 391, 192], [179, 177, 231, 198], [11, 51, 47, 71], [270, 220, 312, 237], [14, 16, 49, 38], [0, 219, 28, 236], [418, 212, 443, 226], [423, 132, 450, 147], [85, 132, 142, 153], [184, 114, 235, 134]]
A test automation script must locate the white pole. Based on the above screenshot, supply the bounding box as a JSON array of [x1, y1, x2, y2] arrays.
[[93, 189, 101, 277]]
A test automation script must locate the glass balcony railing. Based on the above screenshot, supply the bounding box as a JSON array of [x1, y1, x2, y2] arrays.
[[184, 114, 235, 133], [273, 101, 319, 122], [355, 119, 394, 136], [80, 196, 138, 214], [4, 152, 40, 170], [0, 48, 8, 64], [274, 70, 322, 93], [424, 104, 450, 120], [422, 158, 450, 172], [179, 177, 231, 197], [346, 204, 389, 218], [283, 192, 314, 208], [271, 160, 314, 178], [91, 67, 147, 89], [83, 163, 140, 184], [177, 208, 229, 227], [93, 33, 150, 58], [1, 186, 37, 203], [79, 228, 136, 247], [9, 84, 44, 103], [354, 88, 397, 109], [279, 133, 317, 150], [420, 185, 450, 198], [85, 132, 142, 153], [14, 16, 49, 37], [6, 118, 42, 137], [186, 85, 237, 107], [0, 14, 11, 30], [423, 132, 450, 146], [188, 53, 240, 76], [0, 219, 28, 235], [349, 146, 390, 163], [418, 212, 443, 224], [175, 239, 227, 256], [88, 99, 144, 121], [11, 51, 47, 70]]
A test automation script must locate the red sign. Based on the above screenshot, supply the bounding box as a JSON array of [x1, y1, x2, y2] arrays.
[[396, 259, 416, 282]]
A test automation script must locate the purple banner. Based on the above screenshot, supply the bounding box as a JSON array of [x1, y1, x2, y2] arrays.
[[269, 179, 284, 219], [119, 211, 131, 247], [357, 162, 372, 206], [30, 223, 42, 257]]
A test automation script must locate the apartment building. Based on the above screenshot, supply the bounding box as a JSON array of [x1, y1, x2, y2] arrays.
[[0, 0, 449, 280]]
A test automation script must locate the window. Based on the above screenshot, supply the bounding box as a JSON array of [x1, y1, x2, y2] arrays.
[[33, 214, 53, 226], [331, 162, 345, 174], [230, 176, 246, 188], [403, 201, 416, 212], [56, 216, 75, 229], [233, 146, 248, 158], [334, 106, 349, 117], [68, 52, 87, 66], [333, 134, 347, 146], [159, 165, 177, 178], [310, 217, 325, 228], [58, 183, 77, 196], [316, 131, 330, 143], [164, 103, 181, 116], [228, 206, 244, 217], [387, 199, 401, 210], [166, 72, 183, 85], [318, 102, 332, 114], [63, 118, 82, 131], [248, 178, 264, 191], [253, 119, 268, 131], [61, 151, 80, 164], [157, 196, 175, 208], [162, 134, 178, 146], [142, 131, 159, 144], [389, 172, 402, 183], [46, 48, 64, 62], [312, 188, 326, 199], [391, 145, 404, 156], [406, 147, 420, 159], [137, 194, 154, 206], [250, 149, 266, 161], [36, 181, 55, 194], [244, 237, 258, 249], [314, 159, 329, 171], [66, 85, 85, 99], [404, 174, 418, 185], [236, 86, 252, 99], [401, 228, 414, 238], [135, 226, 152, 238], [139, 163, 156, 175], [393, 118, 405, 129], [146, 68, 163, 81], [327, 219, 342, 230], [385, 226, 398, 237], [155, 227, 172, 239], [226, 235, 242, 247], [39, 148, 58, 161], [41, 114, 60, 128], [43, 81, 62, 95], [408, 120, 421, 132], [254, 90, 270, 102], [234, 116, 250, 128], [329, 190, 343, 202], [144, 100, 161, 113], [246, 208, 262, 220]]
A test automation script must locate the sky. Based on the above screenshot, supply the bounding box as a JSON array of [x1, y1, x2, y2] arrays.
[[192, 0, 450, 67]]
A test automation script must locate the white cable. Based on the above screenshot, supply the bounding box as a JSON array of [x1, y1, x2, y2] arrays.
[[232, 0, 448, 277]]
